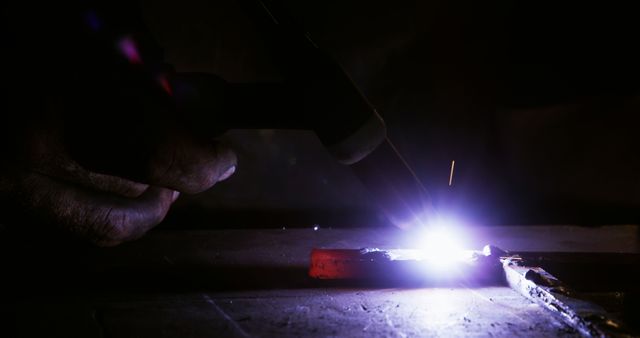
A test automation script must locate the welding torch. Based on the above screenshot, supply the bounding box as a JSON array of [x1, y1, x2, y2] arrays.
[[176, 0, 436, 229]]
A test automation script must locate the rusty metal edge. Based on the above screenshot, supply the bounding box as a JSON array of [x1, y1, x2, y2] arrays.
[[502, 257, 635, 338]]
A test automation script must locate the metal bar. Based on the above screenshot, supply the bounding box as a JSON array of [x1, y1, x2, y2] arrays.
[[502, 256, 633, 337]]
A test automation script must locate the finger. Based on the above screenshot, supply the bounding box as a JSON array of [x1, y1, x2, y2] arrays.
[[147, 135, 238, 194], [18, 172, 176, 246], [65, 126, 237, 194], [61, 72, 237, 193], [36, 159, 150, 198], [23, 124, 149, 198]]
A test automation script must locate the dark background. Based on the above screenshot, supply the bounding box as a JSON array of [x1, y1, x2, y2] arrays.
[[1, 3, 640, 335], [141, 0, 640, 227], [5, 0, 639, 228]]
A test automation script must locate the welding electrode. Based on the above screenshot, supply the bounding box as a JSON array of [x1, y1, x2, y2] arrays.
[[175, 0, 435, 229]]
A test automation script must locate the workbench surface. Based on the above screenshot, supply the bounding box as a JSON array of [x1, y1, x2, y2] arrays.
[[3, 225, 638, 337]]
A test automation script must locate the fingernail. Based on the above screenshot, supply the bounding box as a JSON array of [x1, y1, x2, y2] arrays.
[[218, 165, 236, 181], [172, 190, 180, 202]]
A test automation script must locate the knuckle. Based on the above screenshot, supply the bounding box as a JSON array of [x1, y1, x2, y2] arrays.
[[146, 193, 172, 226], [153, 143, 229, 193], [88, 207, 131, 246], [179, 164, 219, 193], [149, 209, 168, 228]]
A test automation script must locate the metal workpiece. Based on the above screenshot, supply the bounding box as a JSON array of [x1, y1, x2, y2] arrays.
[[309, 244, 638, 336], [308, 245, 505, 286], [502, 256, 634, 337]]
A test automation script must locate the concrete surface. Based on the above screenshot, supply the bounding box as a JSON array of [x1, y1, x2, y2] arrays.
[[3, 225, 638, 337], [15, 288, 579, 338]]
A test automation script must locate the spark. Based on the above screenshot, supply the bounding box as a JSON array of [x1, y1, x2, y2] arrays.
[[449, 160, 455, 186]]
